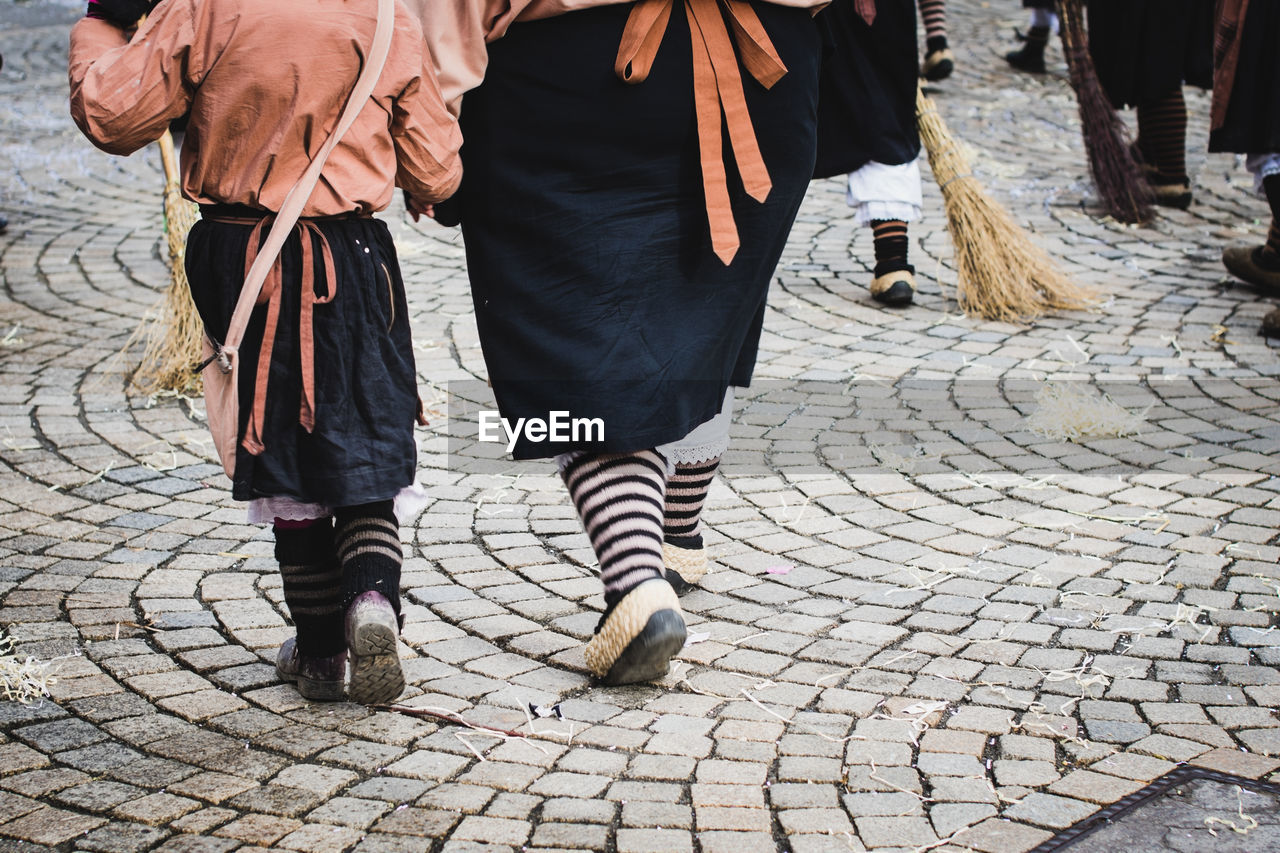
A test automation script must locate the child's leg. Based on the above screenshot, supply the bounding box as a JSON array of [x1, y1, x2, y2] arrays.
[[918, 0, 954, 81], [1136, 87, 1192, 208], [335, 501, 405, 704], [1264, 174, 1280, 260], [560, 450, 685, 684], [273, 517, 346, 701]]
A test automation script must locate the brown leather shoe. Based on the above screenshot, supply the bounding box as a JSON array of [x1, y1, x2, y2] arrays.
[[276, 638, 346, 702], [1223, 246, 1280, 293], [1262, 307, 1280, 338], [345, 590, 404, 704]]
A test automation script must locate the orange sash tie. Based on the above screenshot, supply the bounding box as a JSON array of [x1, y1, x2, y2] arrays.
[[615, 0, 788, 265], [214, 216, 338, 456]]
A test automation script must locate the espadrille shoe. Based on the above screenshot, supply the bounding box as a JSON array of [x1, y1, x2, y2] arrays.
[[585, 578, 686, 685], [276, 638, 346, 702], [662, 540, 710, 594], [345, 591, 405, 704], [922, 48, 954, 82], [1224, 246, 1280, 294], [870, 269, 916, 307]]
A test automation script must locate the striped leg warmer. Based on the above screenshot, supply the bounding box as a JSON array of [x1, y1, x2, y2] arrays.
[[1136, 88, 1189, 184], [274, 518, 345, 658], [917, 0, 948, 52], [561, 450, 667, 609], [663, 456, 721, 550], [872, 219, 912, 276], [335, 501, 403, 615]]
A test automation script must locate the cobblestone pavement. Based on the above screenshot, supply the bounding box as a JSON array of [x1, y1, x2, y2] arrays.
[[2, 1, 1279, 851]]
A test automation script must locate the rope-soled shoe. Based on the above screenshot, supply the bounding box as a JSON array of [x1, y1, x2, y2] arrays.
[[275, 637, 346, 702], [662, 540, 710, 594], [585, 578, 686, 685], [345, 590, 405, 704], [922, 48, 954, 82], [871, 269, 916, 307]]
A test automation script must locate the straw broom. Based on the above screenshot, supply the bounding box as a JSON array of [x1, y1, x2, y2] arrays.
[[1056, 0, 1153, 224], [129, 129, 202, 395], [915, 86, 1098, 322]]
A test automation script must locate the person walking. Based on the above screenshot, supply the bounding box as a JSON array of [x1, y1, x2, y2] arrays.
[[1083, 0, 1214, 209], [70, 0, 462, 703], [816, 0, 925, 307], [1210, 0, 1280, 333], [417, 0, 824, 684]]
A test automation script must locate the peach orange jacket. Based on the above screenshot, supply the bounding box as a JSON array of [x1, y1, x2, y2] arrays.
[[69, 0, 462, 217]]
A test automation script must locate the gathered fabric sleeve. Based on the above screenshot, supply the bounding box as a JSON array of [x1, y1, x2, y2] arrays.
[[68, 1, 202, 155], [416, 0, 518, 117], [392, 14, 465, 202]]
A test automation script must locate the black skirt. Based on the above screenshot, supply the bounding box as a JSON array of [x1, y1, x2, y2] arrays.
[[1087, 0, 1213, 109], [454, 2, 820, 460], [186, 211, 418, 506], [814, 0, 921, 178], [1209, 1, 1280, 154]]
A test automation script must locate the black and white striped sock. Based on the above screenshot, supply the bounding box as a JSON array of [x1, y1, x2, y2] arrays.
[[335, 501, 403, 615], [561, 450, 667, 609], [917, 0, 948, 52], [274, 518, 345, 658], [663, 456, 721, 550]]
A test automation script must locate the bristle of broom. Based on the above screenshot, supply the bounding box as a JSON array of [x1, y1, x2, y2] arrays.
[[1057, 0, 1153, 224], [128, 134, 203, 397], [916, 88, 1100, 322]]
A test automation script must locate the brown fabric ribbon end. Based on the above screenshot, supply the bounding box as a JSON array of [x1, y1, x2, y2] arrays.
[[214, 215, 338, 457], [616, 0, 788, 265], [854, 0, 875, 27]]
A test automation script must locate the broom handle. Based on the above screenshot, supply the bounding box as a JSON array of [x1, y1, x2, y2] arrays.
[[158, 130, 180, 189]]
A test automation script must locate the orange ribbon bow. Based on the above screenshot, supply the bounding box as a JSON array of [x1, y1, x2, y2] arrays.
[[615, 0, 788, 265]]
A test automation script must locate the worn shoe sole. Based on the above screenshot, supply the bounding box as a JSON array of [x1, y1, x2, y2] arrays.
[[585, 579, 686, 684], [347, 614, 404, 705]]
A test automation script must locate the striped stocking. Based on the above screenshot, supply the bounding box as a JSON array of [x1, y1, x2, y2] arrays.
[[561, 450, 667, 609], [872, 219, 912, 276], [274, 518, 345, 658], [664, 456, 721, 549], [1136, 88, 1189, 183], [917, 0, 948, 52], [335, 501, 403, 615]]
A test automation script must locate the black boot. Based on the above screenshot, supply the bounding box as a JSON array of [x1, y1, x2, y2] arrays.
[[1006, 25, 1049, 73]]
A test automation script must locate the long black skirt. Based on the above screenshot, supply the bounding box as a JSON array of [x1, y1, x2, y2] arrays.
[[814, 0, 920, 178], [186, 211, 418, 506], [455, 2, 820, 460], [1209, 1, 1280, 154], [1087, 0, 1213, 109]]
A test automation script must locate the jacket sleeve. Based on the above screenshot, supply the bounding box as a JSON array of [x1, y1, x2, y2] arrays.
[[414, 0, 509, 118], [391, 12, 464, 202], [68, 2, 197, 155], [392, 62, 464, 203]]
